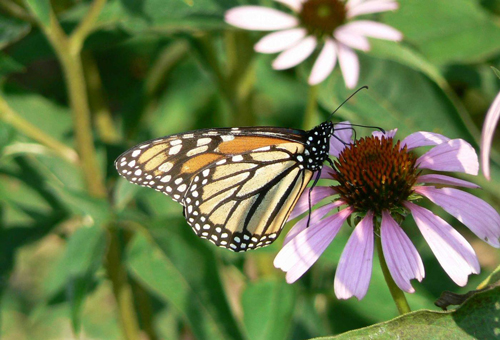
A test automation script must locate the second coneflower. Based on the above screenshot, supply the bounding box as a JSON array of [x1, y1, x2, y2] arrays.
[[274, 124, 500, 301], [225, 0, 402, 87]]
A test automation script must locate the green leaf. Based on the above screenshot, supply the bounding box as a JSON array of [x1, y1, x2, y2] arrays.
[[319, 54, 472, 140], [116, 0, 240, 33], [241, 279, 296, 340], [126, 221, 245, 340], [0, 13, 31, 49], [44, 225, 107, 332], [0, 53, 25, 78], [47, 184, 112, 227], [24, 0, 51, 27], [314, 286, 500, 339], [492, 67, 500, 80], [383, 0, 500, 65]]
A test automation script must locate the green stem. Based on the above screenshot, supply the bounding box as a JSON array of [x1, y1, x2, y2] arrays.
[[0, 96, 78, 163], [106, 228, 141, 340], [303, 85, 319, 129], [39, 7, 106, 198], [82, 51, 121, 144], [376, 235, 411, 315]]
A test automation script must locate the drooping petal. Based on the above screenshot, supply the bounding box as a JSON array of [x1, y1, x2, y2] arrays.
[[337, 43, 359, 89], [274, 207, 353, 283], [330, 121, 353, 157], [381, 211, 425, 293], [416, 139, 479, 175], [274, 0, 303, 12], [308, 39, 337, 85], [288, 186, 337, 221], [272, 36, 317, 70], [405, 202, 480, 286], [416, 174, 480, 189], [347, 0, 399, 18], [400, 131, 450, 150], [339, 21, 402, 41], [255, 28, 307, 53], [414, 186, 500, 248], [319, 165, 336, 179], [480, 91, 500, 180], [334, 27, 371, 51], [334, 211, 374, 300], [225, 6, 299, 31], [373, 128, 397, 139], [284, 200, 346, 245]]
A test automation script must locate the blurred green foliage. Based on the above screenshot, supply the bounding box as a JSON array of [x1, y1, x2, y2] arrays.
[[0, 0, 499, 339]]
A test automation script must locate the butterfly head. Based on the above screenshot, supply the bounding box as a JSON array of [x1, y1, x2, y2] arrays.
[[302, 121, 334, 171]]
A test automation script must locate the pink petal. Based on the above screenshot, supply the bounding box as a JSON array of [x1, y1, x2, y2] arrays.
[[334, 211, 374, 300], [337, 43, 359, 89], [347, 0, 399, 18], [288, 186, 337, 221], [274, 0, 303, 12], [284, 200, 346, 245], [373, 128, 397, 139], [274, 207, 353, 283], [339, 21, 402, 41], [272, 36, 317, 70], [400, 131, 450, 150], [381, 211, 425, 293], [480, 91, 500, 180], [405, 202, 480, 286], [225, 6, 299, 31], [255, 28, 307, 53], [414, 186, 500, 248], [330, 121, 353, 157], [417, 174, 480, 189], [308, 39, 337, 85], [334, 27, 371, 52], [417, 139, 479, 175], [319, 165, 336, 179]]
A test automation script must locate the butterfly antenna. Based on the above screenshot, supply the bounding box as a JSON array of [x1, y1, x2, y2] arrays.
[[336, 122, 385, 134], [328, 86, 369, 120]]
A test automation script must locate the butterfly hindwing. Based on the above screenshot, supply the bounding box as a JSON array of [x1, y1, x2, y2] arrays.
[[183, 144, 313, 251]]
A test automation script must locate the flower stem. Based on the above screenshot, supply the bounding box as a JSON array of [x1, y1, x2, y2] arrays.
[[0, 96, 78, 163], [375, 235, 411, 315], [303, 84, 319, 129]]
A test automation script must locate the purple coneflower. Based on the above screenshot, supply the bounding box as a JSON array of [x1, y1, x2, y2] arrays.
[[274, 125, 500, 300], [225, 0, 402, 87], [481, 90, 500, 180]]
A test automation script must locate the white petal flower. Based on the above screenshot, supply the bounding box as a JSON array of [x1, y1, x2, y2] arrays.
[[225, 0, 403, 86]]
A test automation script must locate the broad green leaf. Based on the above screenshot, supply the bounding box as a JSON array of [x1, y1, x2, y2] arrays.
[[47, 183, 112, 227], [0, 13, 31, 49], [24, 0, 51, 27], [319, 55, 472, 139], [44, 225, 107, 332], [314, 286, 500, 339], [126, 221, 245, 340], [0, 53, 24, 77], [241, 279, 296, 340], [117, 0, 240, 33], [383, 0, 500, 65]]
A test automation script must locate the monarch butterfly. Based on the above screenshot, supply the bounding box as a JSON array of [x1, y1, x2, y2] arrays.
[[115, 122, 336, 252], [115, 89, 369, 252]]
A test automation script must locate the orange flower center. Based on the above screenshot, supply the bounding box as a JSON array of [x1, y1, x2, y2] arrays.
[[332, 136, 419, 214]]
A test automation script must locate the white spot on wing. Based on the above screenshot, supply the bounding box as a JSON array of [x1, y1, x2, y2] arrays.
[[221, 135, 235, 141], [187, 145, 208, 157], [159, 162, 173, 172], [197, 138, 212, 146], [169, 145, 182, 155], [132, 150, 141, 157]]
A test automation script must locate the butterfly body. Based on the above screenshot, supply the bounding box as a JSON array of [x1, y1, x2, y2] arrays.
[[116, 121, 335, 252]]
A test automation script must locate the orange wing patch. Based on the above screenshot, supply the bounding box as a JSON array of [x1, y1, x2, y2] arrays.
[[218, 136, 290, 154], [181, 153, 224, 173]]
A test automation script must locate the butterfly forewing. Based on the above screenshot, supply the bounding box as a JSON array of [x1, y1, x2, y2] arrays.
[[115, 123, 334, 252]]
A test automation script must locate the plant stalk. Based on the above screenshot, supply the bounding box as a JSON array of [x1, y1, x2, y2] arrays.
[[376, 234, 412, 315]]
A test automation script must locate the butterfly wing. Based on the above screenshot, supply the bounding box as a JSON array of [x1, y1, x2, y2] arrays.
[[115, 127, 313, 251]]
